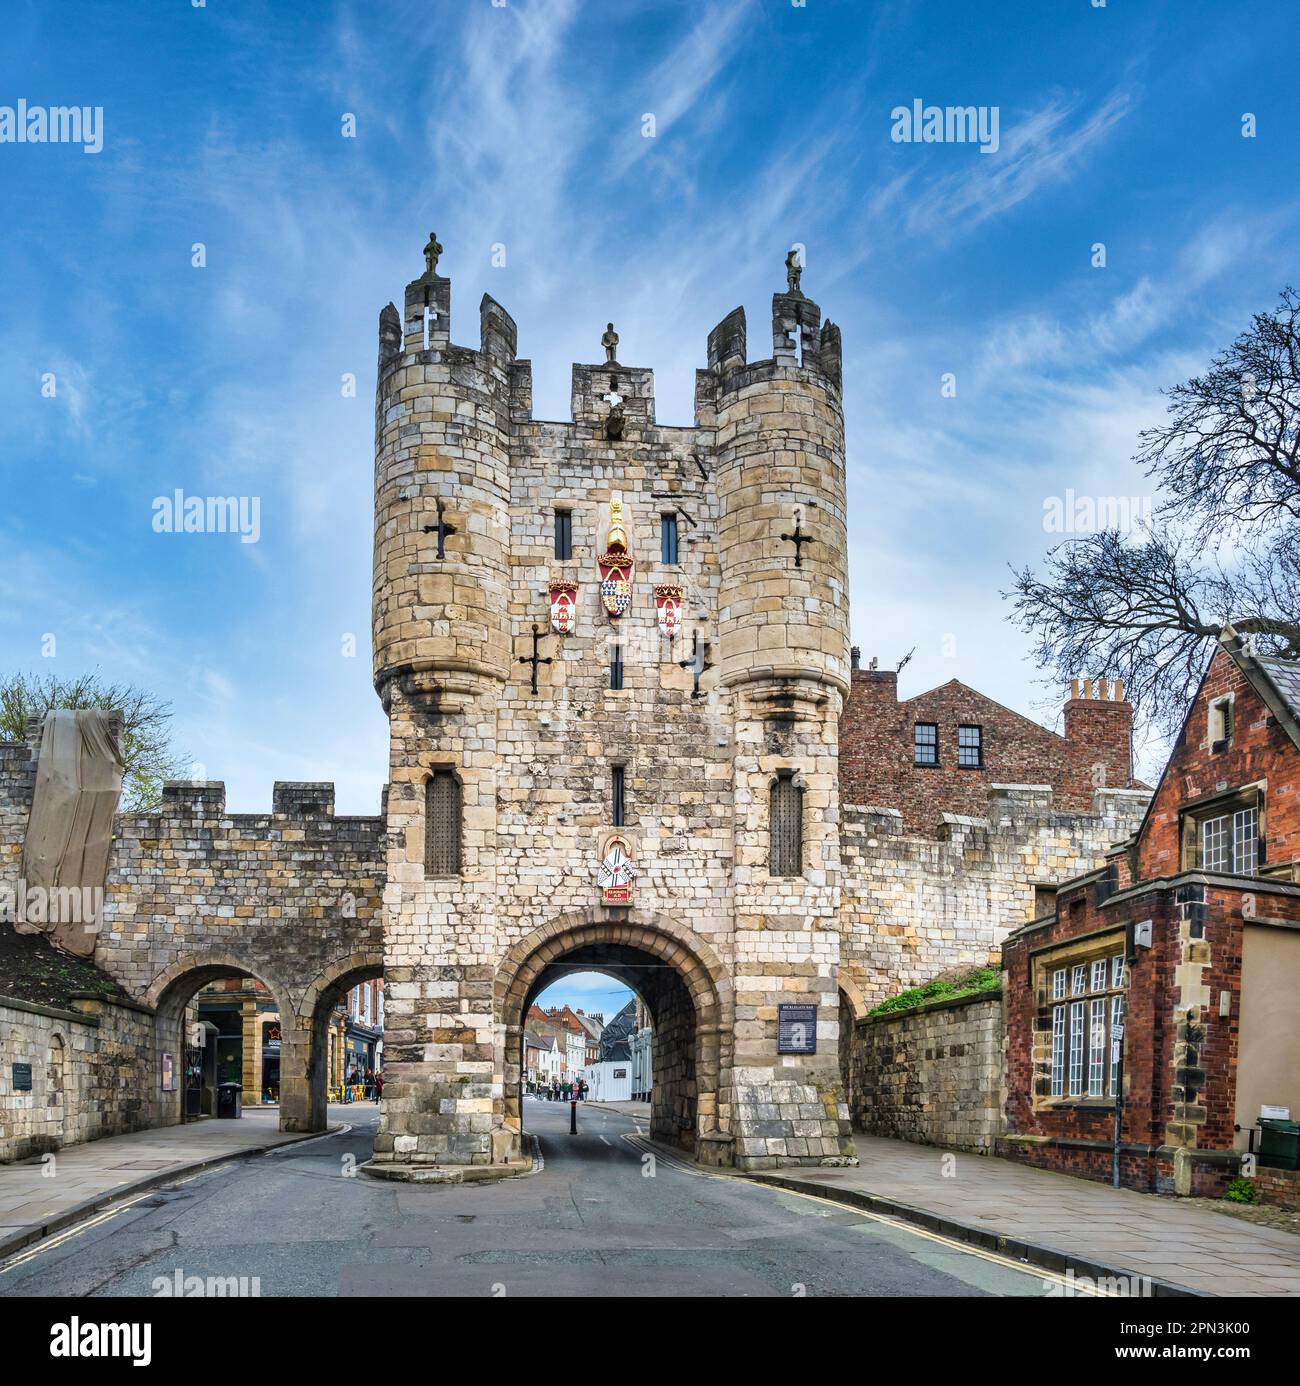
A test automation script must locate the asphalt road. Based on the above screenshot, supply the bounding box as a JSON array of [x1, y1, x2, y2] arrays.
[[0, 1101, 1057, 1297]]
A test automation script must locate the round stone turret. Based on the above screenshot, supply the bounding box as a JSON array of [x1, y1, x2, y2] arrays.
[[372, 248, 518, 708], [710, 276, 849, 705]]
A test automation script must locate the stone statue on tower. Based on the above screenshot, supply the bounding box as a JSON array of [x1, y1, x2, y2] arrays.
[[601, 322, 619, 364], [423, 231, 443, 276]]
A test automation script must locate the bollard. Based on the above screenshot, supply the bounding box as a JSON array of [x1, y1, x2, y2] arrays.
[[570, 1099, 578, 1135]]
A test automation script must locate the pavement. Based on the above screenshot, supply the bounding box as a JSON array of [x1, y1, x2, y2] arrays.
[[3, 1099, 1297, 1296], [743, 1133, 1300, 1297], [0, 1101, 1067, 1297], [0, 1106, 349, 1258]]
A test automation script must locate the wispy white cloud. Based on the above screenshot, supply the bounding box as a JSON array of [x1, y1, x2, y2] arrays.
[[884, 88, 1134, 242]]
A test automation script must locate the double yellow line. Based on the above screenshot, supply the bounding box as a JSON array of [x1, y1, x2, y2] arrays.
[[620, 1131, 1111, 1296]]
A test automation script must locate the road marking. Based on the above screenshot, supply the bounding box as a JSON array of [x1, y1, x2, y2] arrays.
[[599, 1136, 611, 1146], [0, 1190, 159, 1274], [0, 1125, 364, 1275], [619, 1133, 1109, 1295]]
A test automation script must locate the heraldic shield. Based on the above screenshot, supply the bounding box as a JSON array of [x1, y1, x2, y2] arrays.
[[549, 579, 578, 634], [598, 498, 634, 619]]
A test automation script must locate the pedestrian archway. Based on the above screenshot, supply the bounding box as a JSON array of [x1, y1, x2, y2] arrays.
[[497, 916, 733, 1163], [299, 951, 385, 1136], [146, 956, 291, 1129]]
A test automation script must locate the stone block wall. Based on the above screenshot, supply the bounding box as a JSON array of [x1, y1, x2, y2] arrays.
[[840, 785, 1151, 1010], [0, 994, 154, 1163], [851, 992, 1004, 1152], [100, 780, 385, 1006]]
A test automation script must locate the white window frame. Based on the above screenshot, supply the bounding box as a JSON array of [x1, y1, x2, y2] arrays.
[[1088, 997, 1106, 1096], [1051, 1004, 1066, 1097], [1044, 947, 1126, 1107], [1200, 805, 1258, 876], [1068, 1001, 1085, 1096]]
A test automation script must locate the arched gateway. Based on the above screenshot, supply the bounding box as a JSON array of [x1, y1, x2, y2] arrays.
[[367, 241, 857, 1176], [497, 916, 733, 1162]]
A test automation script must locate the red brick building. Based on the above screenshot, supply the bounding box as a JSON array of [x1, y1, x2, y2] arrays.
[[1000, 630, 1300, 1195], [840, 657, 1138, 834]]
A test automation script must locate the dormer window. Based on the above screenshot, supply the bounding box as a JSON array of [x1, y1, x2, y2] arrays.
[[1182, 786, 1262, 876], [1209, 696, 1234, 753], [1200, 806, 1258, 876]]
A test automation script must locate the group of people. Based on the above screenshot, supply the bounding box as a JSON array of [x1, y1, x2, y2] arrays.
[[344, 1067, 383, 1103], [527, 1077, 589, 1102]]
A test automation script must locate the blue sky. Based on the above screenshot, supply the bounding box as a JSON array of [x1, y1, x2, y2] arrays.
[[532, 973, 634, 1029], [2, 0, 1299, 811]]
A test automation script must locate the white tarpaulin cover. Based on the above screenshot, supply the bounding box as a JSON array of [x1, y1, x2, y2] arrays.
[[18, 709, 124, 957]]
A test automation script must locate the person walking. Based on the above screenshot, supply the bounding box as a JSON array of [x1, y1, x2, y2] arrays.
[[579, 1078, 589, 1102], [373, 1071, 383, 1103], [561, 1079, 571, 1101]]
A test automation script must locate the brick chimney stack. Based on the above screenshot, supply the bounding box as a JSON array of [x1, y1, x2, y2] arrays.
[[1063, 676, 1134, 789]]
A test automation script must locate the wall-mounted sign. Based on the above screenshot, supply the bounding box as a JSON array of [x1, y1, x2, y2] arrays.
[[614, 1068, 628, 1079], [598, 835, 636, 905], [777, 1003, 817, 1055], [160, 1053, 177, 1092], [11, 1062, 32, 1092]]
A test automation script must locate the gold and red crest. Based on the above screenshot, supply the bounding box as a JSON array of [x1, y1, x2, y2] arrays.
[[598, 499, 634, 619], [654, 584, 683, 639], [549, 579, 578, 635]]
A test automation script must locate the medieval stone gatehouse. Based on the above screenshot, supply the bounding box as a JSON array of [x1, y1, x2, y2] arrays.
[[1, 238, 1152, 1172]]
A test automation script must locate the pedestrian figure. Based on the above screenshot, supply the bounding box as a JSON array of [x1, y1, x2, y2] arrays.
[[373, 1071, 383, 1103], [580, 1079, 589, 1101]]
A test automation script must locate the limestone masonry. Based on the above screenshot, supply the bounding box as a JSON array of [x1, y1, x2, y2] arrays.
[[0, 240, 1152, 1173]]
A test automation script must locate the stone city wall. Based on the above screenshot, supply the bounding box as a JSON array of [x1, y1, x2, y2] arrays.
[[0, 993, 154, 1163], [851, 991, 1004, 1152]]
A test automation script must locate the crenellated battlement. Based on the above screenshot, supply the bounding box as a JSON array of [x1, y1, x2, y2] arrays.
[[376, 239, 841, 442]]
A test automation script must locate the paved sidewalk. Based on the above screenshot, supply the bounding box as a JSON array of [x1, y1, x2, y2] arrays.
[[0, 1107, 345, 1258], [746, 1134, 1300, 1297]]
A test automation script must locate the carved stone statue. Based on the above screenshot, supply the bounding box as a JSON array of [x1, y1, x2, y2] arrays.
[[423, 231, 443, 276], [605, 400, 626, 441], [785, 248, 803, 294], [602, 322, 619, 364]]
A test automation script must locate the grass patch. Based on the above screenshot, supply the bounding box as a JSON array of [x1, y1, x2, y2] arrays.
[[868, 965, 1001, 1018]]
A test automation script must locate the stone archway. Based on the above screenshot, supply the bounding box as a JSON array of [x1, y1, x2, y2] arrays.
[[296, 950, 386, 1134], [837, 974, 869, 1126], [147, 956, 290, 1130], [496, 914, 734, 1164]]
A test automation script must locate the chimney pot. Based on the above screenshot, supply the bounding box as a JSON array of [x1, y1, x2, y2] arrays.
[[1070, 678, 1080, 700], [1114, 678, 1125, 702], [1084, 678, 1095, 699]]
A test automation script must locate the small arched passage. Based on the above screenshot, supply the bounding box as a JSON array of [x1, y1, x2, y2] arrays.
[[838, 974, 869, 1128], [147, 957, 290, 1130], [296, 951, 385, 1135], [497, 917, 733, 1163]]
